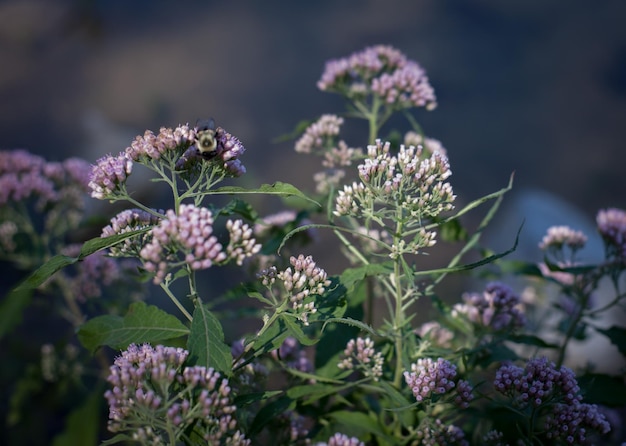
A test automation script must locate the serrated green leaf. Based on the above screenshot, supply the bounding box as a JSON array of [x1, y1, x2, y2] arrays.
[[52, 388, 101, 446], [187, 304, 232, 375], [281, 314, 318, 346], [340, 263, 394, 293], [508, 334, 559, 349], [210, 182, 320, 207], [234, 390, 283, 407], [77, 302, 189, 353], [594, 325, 626, 356], [216, 198, 259, 221], [321, 317, 380, 338]]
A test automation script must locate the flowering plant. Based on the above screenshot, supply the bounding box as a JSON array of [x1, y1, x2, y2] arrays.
[[2, 45, 626, 445]]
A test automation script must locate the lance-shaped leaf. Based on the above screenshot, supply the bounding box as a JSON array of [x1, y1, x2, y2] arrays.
[[210, 182, 320, 207], [187, 303, 232, 375], [77, 302, 189, 353]]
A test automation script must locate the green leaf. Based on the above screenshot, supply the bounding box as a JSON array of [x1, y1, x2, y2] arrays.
[[328, 410, 390, 440], [51, 388, 101, 446], [594, 325, 626, 356], [439, 218, 468, 242], [234, 390, 283, 407], [0, 287, 33, 339], [216, 198, 259, 221], [100, 434, 135, 446], [321, 317, 380, 338], [187, 304, 232, 375], [340, 263, 394, 293], [248, 395, 295, 435], [507, 334, 559, 349], [12, 229, 148, 292], [281, 314, 318, 346], [578, 373, 626, 406], [210, 182, 320, 207], [77, 302, 189, 353]]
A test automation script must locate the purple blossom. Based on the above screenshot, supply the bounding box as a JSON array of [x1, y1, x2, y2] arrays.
[[61, 244, 121, 301], [337, 336, 384, 380], [404, 357, 457, 402], [316, 433, 365, 446], [414, 419, 469, 446], [88, 152, 133, 200], [371, 61, 437, 110], [271, 337, 313, 373], [453, 282, 526, 332], [494, 357, 582, 409], [101, 208, 163, 257], [125, 124, 196, 162], [139, 204, 226, 284], [545, 403, 611, 445], [596, 208, 626, 260], [539, 225, 588, 251], [454, 379, 475, 409], [215, 127, 247, 176]]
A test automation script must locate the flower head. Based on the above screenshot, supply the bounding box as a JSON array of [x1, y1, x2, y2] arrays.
[[125, 124, 196, 162], [318, 45, 436, 111], [539, 225, 587, 252], [105, 343, 249, 445], [452, 282, 526, 332], [139, 204, 226, 284], [101, 208, 163, 257], [337, 337, 384, 380], [414, 419, 468, 446], [404, 357, 457, 402], [316, 433, 365, 446], [225, 219, 261, 265], [596, 208, 626, 260], [89, 152, 133, 200], [545, 403, 611, 445]]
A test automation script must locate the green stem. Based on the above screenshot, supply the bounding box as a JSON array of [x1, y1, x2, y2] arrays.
[[392, 211, 406, 387], [160, 282, 193, 322]]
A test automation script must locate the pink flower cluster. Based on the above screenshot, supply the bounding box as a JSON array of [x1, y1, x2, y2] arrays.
[[271, 336, 313, 373], [0, 149, 91, 209], [105, 343, 249, 445], [337, 337, 384, 380], [317, 45, 436, 111], [317, 433, 365, 446], [539, 225, 588, 251], [453, 282, 526, 332], [88, 152, 133, 200], [414, 419, 468, 446], [125, 125, 196, 161], [101, 208, 163, 257], [596, 207, 626, 260], [139, 204, 226, 284]]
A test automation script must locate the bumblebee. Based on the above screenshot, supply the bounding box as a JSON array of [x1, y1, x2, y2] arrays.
[[195, 118, 218, 159]]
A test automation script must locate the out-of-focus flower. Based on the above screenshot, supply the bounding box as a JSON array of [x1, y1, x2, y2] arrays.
[[315, 433, 364, 446], [539, 225, 587, 252], [416, 321, 454, 348], [61, 244, 121, 301], [452, 282, 526, 332], [139, 204, 226, 284], [404, 357, 457, 402], [337, 337, 384, 380], [596, 208, 626, 260], [317, 45, 436, 111], [414, 419, 468, 446], [271, 337, 313, 373], [403, 131, 447, 158], [105, 343, 249, 445]]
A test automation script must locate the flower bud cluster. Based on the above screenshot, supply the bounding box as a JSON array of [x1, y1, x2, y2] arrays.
[[494, 356, 582, 409], [295, 114, 344, 154], [317, 45, 436, 111], [335, 140, 454, 222], [139, 204, 226, 284], [596, 208, 626, 260], [225, 219, 262, 265], [414, 419, 468, 446], [125, 124, 196, 162], [452, 282, 526, 332], [276, 255, 331, 325], [337, 337, 384, 380], [104, 343, 249, 445], [403, 357, 458, 403], [416, 321, 454, 348], [101, 208, 163, 257], [89, 153, 133, 200], [315, 433, 364, 446], [539, 225, 588, 251], [41, 343, 83, 382], [215, 127, 247, 176], [544, 402, 611, 444]]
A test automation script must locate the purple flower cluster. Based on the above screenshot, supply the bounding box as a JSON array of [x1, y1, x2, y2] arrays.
[[317, 45, 436, 111], [271, 336, 313, 373], [295, 114, 344, 154], [125, 124, 196, 162], [317, 433, 364, 446], [139, 204, 226, 284], [214, 127, 247, 176], [417, 321, 454, 348], [88, 152, 133, 200], [414, 419, 468, 446], [494, 356, 582, 409], [105, 343, 249, 445], [404, 357, 457, 402], [596, 208, 626, 260], [337, 337, 384, 380], [0, 150, 89, 208], [61, 244, 121, 301], [452, 282, 526, 332], [545, 402, 611, 445]]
